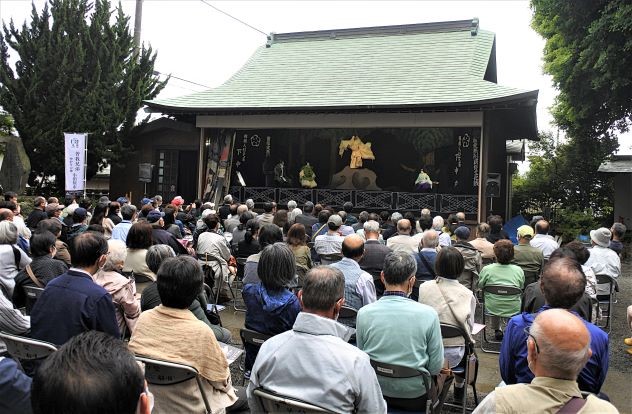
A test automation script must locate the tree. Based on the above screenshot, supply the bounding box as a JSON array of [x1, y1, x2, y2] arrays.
[[0, 110, 14, 135], [0, 0, 166, 191], [531, 0, 632, 138]]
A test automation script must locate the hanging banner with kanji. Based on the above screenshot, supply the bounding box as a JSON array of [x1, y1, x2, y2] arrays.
[[64, 133, 87, 192]]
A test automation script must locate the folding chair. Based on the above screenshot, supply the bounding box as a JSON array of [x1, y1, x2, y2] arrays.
[[0, 331, 57, 361], [136, 356, 212, 414], [521, 270, 539, 288], [201, 254, 241, 313], [23, 286, 44, 315], [124, 270, 154, 294], [480, 285, 522, 354], [370, 359, 442, 414], [440, 324, 479, 413], [239, 328, 272, 385], [318, 253, 343, 265], [252, 387, 335, 413], [203, 283, 225, 327], [595, 274, 616, 333]]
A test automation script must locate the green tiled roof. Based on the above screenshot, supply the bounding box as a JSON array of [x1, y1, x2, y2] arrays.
[[147, 19, 537, 112]]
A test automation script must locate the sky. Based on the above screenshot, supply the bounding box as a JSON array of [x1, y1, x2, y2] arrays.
[[0, 0, 630, 154]]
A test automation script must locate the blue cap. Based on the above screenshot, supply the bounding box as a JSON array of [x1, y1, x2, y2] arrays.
[[146, 210, 164, 223], [116, 197, 129, 204], [140, 198, 152, 206], [73, 207, 88, 219]]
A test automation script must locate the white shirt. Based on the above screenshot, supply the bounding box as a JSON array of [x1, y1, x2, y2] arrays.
[[386, 234, 419, 254], [529, 234, 559, 259], [314, 233, 344, 255], [585, 245, 621, 295]]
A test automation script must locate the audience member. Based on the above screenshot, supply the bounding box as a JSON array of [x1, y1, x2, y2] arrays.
[[310, 209, 331, 241], [242, 243, 301, 374], [419, 246, 476, 400], [476, 309, 617, 413], [357, 251, 444, 411], [609, 222, 626, 256], [147, 210, 187, 254], [432, 215, 452, 247], [294, 201, 318, 238], [107, 201, 122, 225], [329, 234, 377, 325], [111, 204, 137, 242], [25, 196, 47, 230], [224, 204, 242, 233], [141, 245, 231, 343], [0, 355, 32, 414], [37, 219, 71, 265], [486, 215, 510, 244], [386, 218, 418, 254], [65, 207, 89, 245], [129, 256, 245, 413], [337, 211, 356, 236], [585, 227, 621, 295], [358, 220, 392, 297], [90, 203, 114, 239], [257, 202, 275, 225], [0, 284, 30, 356], [478, 240, 524, 340], [92, 239, 140, 335], [31, 232, 119, 345], [452, 226, 482, 290], [512, 225, 544, 286], [272, 209, 290, 234], [12, 230, 67, 308], [530, 220, 559, 260], [500, 257, 608, 395], [382, 212, 402, 241], [247, 266, 386, 413], [243, 224, 283, 285], [0, 221, 31, 297], [218, 195, 232, 221], [232, 211, 253, 251], [469, 223, 495, 260], [123, 221, 156, 289], [286, 223, 312, 277], [32, 331, 151, 414], [412, 230, 439, 298], [564, 241, 599, 319], [521, 247, 594, 322], [353, 210, 369, 232], [286, 200, 301, 225], [161, 204, 183, 239], [196, 213, 234, 301], [314, 214, 344, 256], [237, 218, 261, 260]]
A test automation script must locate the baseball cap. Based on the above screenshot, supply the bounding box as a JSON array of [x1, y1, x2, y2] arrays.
[[116, 197, 129, 204], [171, 196, 184, 206], [73, 207, 87, 220], [327, 214, 343, 227], [45, 203, 64, 213], [146, 210, 164, 223], [517, 225, 535, 239], [140, 198, 152, 206], [590, 227, 611, 248], [66, 204, 79, 215], [454, 226, 471, 240]]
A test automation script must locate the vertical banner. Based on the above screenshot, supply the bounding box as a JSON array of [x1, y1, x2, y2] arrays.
[[64, 133, 87, 193]]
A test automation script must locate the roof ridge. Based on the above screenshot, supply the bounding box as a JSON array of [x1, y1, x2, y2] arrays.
[[267, 18, 480, 46]]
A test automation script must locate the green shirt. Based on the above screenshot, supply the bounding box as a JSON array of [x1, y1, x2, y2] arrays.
[[356, 296, 444, 399], [478, 263, 524, 317]]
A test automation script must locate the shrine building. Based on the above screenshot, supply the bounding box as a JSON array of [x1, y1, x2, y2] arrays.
[[110, 18, 538, 222]]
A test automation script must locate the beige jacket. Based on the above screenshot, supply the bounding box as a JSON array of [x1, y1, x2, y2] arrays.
[[92, 269, 140, 334]]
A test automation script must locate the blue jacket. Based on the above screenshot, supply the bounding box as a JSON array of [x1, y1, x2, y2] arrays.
[[0, 357, 32, 414], [30, 269, 120, 346], [499, 305, 608, 394], [242, 283, 300, 370]]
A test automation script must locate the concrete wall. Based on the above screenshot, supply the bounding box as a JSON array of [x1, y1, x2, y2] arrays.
[[0, 135, 30, 194]]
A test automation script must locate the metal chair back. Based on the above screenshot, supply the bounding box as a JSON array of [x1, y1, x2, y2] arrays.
[[439, 324, 479, 413], [338, 306, 358, 319], [253, 387, 335, 413], [595, 274, 616, 332], [480, 285, 522, 354], [240, 328, 272, 348], [23, 286, 44, 315], [0, 331, 57, 360], [136, 355, 212, 414]]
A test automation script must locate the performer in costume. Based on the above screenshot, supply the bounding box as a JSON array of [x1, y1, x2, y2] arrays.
[[339, 135, 375, 169], [414, 168, 435, 192], [299, 163, 317, 188], [274, 160, 290, 186]]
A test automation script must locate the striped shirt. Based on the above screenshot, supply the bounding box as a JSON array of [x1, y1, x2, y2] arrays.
[[0, 293, 30, 354]]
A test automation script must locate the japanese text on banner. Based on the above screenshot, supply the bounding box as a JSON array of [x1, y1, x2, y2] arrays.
[[63, 133, 87, 192]]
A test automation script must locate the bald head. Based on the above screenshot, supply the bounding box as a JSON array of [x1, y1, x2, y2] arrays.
[[535, 220, 550, 235], [0, 208, 14, 222], [421, 229, 438, 249], [342, 234, 365, 260], [528, 309, 591, 380], [397, 219, 412, 235], [540, 256, 586, 309]]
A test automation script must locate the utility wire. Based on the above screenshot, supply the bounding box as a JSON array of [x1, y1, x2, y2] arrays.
[[153, 71, 210, 89], [199, 0, 267, 37]]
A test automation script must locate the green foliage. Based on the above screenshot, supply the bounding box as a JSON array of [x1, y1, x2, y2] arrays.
[[0, 109, 14, 135], [554, 208, 599, 244], [531, 0, 632, 138], [0, 0, 167, 190], [512, 132, 613, 217]]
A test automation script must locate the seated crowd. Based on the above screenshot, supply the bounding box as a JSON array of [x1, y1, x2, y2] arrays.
[[0, 193, 625, 413]]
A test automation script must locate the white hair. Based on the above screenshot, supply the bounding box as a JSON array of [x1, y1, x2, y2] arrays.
[[245, 199, 255, 209], [432, 215, 444, 231], [224, 195, 233, 203], [104, 239, 127, 271], [287, 200, 297, 210], [530, 316, 591, 380], [363, 220, 380, 233], [391, 212, 403, 223], [421, 229, 439, 248], [0, 221, 18, 245]]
